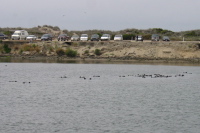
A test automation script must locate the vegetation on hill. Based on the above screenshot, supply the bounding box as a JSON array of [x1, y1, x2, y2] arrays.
[[1, 25, 200, 41]]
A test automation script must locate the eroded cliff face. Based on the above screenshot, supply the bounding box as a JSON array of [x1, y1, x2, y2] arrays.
[[1, 40, 200, 62]]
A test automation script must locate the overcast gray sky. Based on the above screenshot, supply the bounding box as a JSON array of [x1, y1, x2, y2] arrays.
[[1, 0, 200, 31]]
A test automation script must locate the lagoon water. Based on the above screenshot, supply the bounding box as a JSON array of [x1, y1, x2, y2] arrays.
[[0, 61, 200, 133]]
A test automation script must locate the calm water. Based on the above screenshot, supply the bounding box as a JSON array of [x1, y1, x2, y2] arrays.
[[0, 62, 200, 133]]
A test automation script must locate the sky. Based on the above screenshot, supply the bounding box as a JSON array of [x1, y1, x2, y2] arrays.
[[1, 0, 200, 32]]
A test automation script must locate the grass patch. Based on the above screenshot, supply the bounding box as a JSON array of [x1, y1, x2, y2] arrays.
[[35, 47, 40, 53], [21, 44, 41, 52], [22, 44, 34, 51], [44, 44, 54, 52], [72, 42, 79, 47], [66, 48, 77, 57], [94, 49, 101, 56]]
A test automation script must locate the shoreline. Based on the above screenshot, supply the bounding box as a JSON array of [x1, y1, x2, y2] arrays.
[[1, 40, 200, 65], [1, 56, 200, 66]]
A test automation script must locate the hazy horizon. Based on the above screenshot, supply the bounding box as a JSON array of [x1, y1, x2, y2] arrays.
[[1, 0, 200, 32]]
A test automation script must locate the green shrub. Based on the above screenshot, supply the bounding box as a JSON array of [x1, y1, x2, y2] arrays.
[[19, 49, 23, 54], [52, 26, 60, 31], [0, 40, 2, 43], [123, 34, 135, 40], [32, 44, 36, 48], [185, 31, 196, 37], [84, 50, 89, 55], [111, 35, 115, 40], [56, 48, 65, 56], [0, 45, 3, 53], [170, 37, 182, 41], [3, 31, 12, 36], [94, 49, 101, 56], [66, 48, 77, 57], [143, 34, 151, 40], [3, 44, 11, 53]]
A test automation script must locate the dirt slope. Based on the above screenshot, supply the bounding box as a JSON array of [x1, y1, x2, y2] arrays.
[[1, 40, 200, 62]]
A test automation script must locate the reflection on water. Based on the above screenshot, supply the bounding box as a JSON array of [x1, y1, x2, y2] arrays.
[[0, 61, 200, 133], [1, 57, 200, 66]]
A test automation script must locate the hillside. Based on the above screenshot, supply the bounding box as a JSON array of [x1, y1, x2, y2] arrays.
[[1, 25, 200, 41]]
